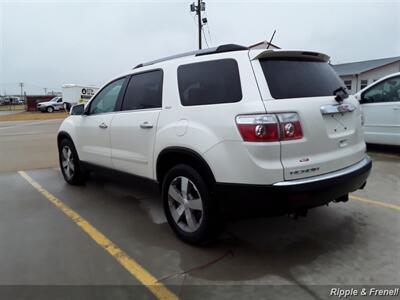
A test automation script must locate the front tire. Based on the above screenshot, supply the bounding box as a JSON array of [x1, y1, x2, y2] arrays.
[[59, 139, 87, 185], [47, 106, 54, 113], [162, 164, 222, 245]]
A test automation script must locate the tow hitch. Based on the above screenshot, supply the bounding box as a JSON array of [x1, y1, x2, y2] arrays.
[[288, 208, 308, 219], [334, 194, 349, 203]]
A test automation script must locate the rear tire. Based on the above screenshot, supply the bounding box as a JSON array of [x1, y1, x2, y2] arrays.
[[162, 164, 222, 245], [59, 139, 87, 185]]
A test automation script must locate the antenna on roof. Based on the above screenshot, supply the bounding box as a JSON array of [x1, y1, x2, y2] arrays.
[[266, 30, 276, 49]]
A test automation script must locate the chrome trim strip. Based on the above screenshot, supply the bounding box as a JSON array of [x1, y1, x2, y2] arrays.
[[273, 156, 371, 187], [320, 103, 356, 115]]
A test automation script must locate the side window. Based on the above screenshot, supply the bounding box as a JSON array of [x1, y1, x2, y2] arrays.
[[121, 70, 163, 111], [57, 99, 62, 103], [362, 76, 400, 104], [360, 79, 368, 90], [177, 59, 242, 106], [89, 78, 125, 115], [344, 80, 352, 91]]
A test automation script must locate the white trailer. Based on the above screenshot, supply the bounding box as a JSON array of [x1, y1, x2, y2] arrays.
[[62, 84, 99, 109]]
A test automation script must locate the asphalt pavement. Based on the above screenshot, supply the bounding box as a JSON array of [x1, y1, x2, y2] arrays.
[[0, 119, 398, 300]]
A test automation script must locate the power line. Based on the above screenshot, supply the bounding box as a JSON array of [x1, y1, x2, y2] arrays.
[[0, 82, 19, 86], [203, 10, 212, 46], [190, 11, 197, 24], [202, 27, 209, 48], [190, 9, 210, 48], [0, 82, 59, 90]]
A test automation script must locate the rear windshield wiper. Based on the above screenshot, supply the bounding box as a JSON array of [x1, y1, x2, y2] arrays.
[[333, 87, 349, 103]]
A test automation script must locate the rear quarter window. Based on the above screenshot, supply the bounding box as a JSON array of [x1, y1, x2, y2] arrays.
[[260, 58, 345, 99], [122, 70, 163, 110], [177, 59, 242, 106]]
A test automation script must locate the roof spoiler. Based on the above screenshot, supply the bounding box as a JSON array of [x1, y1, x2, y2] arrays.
[[250, 50, 330, 62]]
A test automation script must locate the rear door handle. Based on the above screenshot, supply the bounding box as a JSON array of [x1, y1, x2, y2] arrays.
[[140, 122, 153, 129], [99, 122, 108, 129]]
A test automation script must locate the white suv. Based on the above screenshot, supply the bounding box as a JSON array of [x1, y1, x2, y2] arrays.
[[58, 44, 372, 245]]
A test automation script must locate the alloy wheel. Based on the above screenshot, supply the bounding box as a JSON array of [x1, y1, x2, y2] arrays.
[[168, 176, 204, 233], [61, 146, 75, 180]]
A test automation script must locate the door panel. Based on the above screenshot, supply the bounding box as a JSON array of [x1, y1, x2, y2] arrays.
[[111, 110, 160, 178], [53, 99, 64, 110], [110, 70, 163, 179], [362, 102, 400, 145], [76, 77, 126, 168], [361, 75, 400, 145], [75, 114, 114, 168]]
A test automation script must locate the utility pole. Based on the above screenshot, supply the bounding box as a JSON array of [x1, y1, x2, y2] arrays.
[[197, 0, 202, 50], [18, 83, 24, 98], [190, 1, 206, 49]]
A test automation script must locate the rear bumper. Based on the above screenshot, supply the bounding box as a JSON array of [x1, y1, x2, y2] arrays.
[[215, 155, 372, 218]]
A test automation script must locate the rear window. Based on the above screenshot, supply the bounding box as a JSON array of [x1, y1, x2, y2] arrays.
[[260, 59, 345, 99], [177, 59, 242, 106]]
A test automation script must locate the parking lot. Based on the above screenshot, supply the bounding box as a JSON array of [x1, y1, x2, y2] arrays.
[[0, 119, 399, 300]]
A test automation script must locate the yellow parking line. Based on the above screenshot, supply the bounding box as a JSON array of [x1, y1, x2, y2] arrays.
[[350, 194, 400, 212], [18, 171, 178, 300]]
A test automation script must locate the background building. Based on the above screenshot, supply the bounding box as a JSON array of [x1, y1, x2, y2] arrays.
[[332, 56, 400, 94], [249, 40, 280, 50]]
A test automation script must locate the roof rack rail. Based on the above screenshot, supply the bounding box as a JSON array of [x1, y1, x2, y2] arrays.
[[133, 44, 248, 69]]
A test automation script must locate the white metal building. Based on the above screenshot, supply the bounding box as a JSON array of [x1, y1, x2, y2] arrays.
[[332, 56, 400, 94]]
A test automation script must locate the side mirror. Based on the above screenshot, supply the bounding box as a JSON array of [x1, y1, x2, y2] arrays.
[[359, 92, 366, 104], [70, 104, 85, 115]]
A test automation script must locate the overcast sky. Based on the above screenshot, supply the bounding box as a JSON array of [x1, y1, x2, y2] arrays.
[[1, 0, 399, 95]]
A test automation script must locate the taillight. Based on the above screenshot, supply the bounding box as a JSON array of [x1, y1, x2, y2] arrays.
[[236, 114, 279, 142], [276, 113, 303, 140], [236, 113, 303, 142]]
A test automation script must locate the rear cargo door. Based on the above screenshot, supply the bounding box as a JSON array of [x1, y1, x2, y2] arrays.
[[252, 51, 366, 180]]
